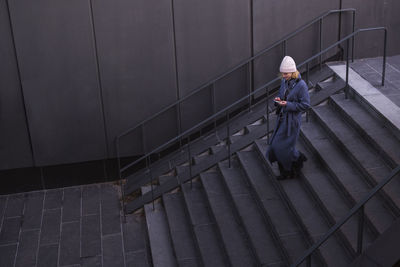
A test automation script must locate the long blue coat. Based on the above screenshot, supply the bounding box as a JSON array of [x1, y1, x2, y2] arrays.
[[266, 77, 310, 171]]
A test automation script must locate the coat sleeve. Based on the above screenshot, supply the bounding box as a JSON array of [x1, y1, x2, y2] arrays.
[[274, 79, 286, 107], [284, 81, 310, 112]]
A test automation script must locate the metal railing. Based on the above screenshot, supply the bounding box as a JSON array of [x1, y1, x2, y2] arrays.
[[291, 166, 400, 267], [116, 8, 356, 185], [121, 26, 387, 215]]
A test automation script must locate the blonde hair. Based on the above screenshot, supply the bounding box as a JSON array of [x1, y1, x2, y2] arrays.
[[279, 70, 300, 79]]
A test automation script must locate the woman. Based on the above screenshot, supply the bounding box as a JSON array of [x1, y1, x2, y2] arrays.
[[266, 56, 310, 179]]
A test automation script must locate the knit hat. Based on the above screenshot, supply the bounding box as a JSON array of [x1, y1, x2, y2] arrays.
[[279, 56, 297, 73]]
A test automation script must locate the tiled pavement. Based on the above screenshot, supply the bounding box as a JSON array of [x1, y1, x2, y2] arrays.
[[0, 183, 150, 267], [350, 55, 400, 107]]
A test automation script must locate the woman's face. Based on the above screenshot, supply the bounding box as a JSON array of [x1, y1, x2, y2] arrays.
[[282, 72, 291, 81]]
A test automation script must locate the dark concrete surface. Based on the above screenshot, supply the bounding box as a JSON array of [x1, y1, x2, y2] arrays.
[[351, 55, 400, 107], [0, 183, 149, 267]]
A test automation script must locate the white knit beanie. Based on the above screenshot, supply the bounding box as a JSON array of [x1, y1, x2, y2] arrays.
[[279, 56, 297, 73]]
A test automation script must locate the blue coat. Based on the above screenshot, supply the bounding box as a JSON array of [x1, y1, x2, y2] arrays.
[[266, 77, 310, 171]]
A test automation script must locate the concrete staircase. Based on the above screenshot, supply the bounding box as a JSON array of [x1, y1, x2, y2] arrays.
[[125, 61, 400, 267]]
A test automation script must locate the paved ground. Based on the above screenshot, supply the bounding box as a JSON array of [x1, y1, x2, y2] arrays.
[[0, 182, 150, 267], [350, 55, 400, 107]]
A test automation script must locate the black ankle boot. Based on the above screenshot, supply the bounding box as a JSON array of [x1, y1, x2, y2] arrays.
[[292, 152, 308, 178], [277, 163, 291, 180]]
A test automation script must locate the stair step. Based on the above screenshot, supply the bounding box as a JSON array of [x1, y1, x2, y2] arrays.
[[124, 97, 271, 197], [219, 159, 285, 266], [328, 63, 400, 140], [200, 172, 258, 267], [142, 185, 177, 267], [310, 78, 345, 106], [181, 180, 230, 267], [308, 64, 335, 88], [330, 93, 400, 168], [236, 149, 316, 265], [126, 114, 277, 213], [162, 191, 201, 267], [254, 140, 352, 266], [295, 139, 375, 253], [313, 101, 400, 215], [301, 117, 396, 235]]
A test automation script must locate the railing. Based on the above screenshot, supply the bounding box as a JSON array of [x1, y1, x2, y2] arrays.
[[116, 8, 356, 183], [292, 166, 400, 267], [121, 26, 387, 215]]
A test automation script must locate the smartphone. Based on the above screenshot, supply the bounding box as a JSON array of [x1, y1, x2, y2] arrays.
[[274, 100, 281, 104]]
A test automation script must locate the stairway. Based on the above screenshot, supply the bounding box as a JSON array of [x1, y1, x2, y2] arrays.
[[124, 61, 400, 267]]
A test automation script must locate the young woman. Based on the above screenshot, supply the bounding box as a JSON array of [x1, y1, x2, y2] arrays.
[[266, 56, 310, 179]]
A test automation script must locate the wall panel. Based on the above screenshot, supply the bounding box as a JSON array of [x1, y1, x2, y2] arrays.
[[8, 0, 107, 166], [253, 0, 339, 90], [0, 0, 33, 169], [91, 0, 178, 156], [343, 0, 385, 58]]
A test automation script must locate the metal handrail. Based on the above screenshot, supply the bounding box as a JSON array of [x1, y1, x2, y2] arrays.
[[116, 8, 355, 140], [291, 166, 400, 267], [116, 9, 356, 179], [120, 27, 387, 217], [119, 26, 386, 176]]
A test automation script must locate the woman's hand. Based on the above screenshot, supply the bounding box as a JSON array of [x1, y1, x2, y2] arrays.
[[278, 101, 287, 106], [274, 97, 281, 101]]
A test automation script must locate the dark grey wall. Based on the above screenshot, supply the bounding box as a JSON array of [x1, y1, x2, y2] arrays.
[[1, 0, 399, 170], [0, 0, 33, 169], [90, 0, 179, 156], [7, 0, 108, 166]]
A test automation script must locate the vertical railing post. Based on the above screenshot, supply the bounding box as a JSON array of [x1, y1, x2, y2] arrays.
[[266, 86, 270, 144], [188, 135, 193, 189], [141, 124, 147, 154], [345, 39, 350, 99], [306, 62, 310, 123], [147, 156, 155, 211], [319, 18, 323, 69], [248, 63, 252, 112], [352, 11, 356, 62], [116, 137, 126, 222], [382, 29, 387, 86], [306, 255, 311, 267], [226, 111, 231, 168], [177, 103, 183, 150], [357, 205, 365, 255], [338, 7, 343, 60], [211, 83, 217, 133], [282, 40, 287, 57]]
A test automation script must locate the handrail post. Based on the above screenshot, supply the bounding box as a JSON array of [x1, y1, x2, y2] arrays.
[[147, 156, 155, 211], [352, 11, 356, 62], [188, 135, 193, 189], [319, 18, 323, 69], [306, 255, 311, 267], [226, 111, 231, 168], [177, 102, 183, 151], [357, 205, 365, 255], [266, 86, 270, 144], [141, 124, 147, 155], [306, 62, 310, 86], [345, 38, 350, 99], [212, 83, 217, 132], [248, 62, 252, 112], [283, 40, 287, 57], [116, 137, 126, 222], [382, 29, 387, 86]]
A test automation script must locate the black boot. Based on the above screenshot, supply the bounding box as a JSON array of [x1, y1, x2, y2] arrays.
[[277, 163, 291, 180], [292, 152, 308, 178]]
